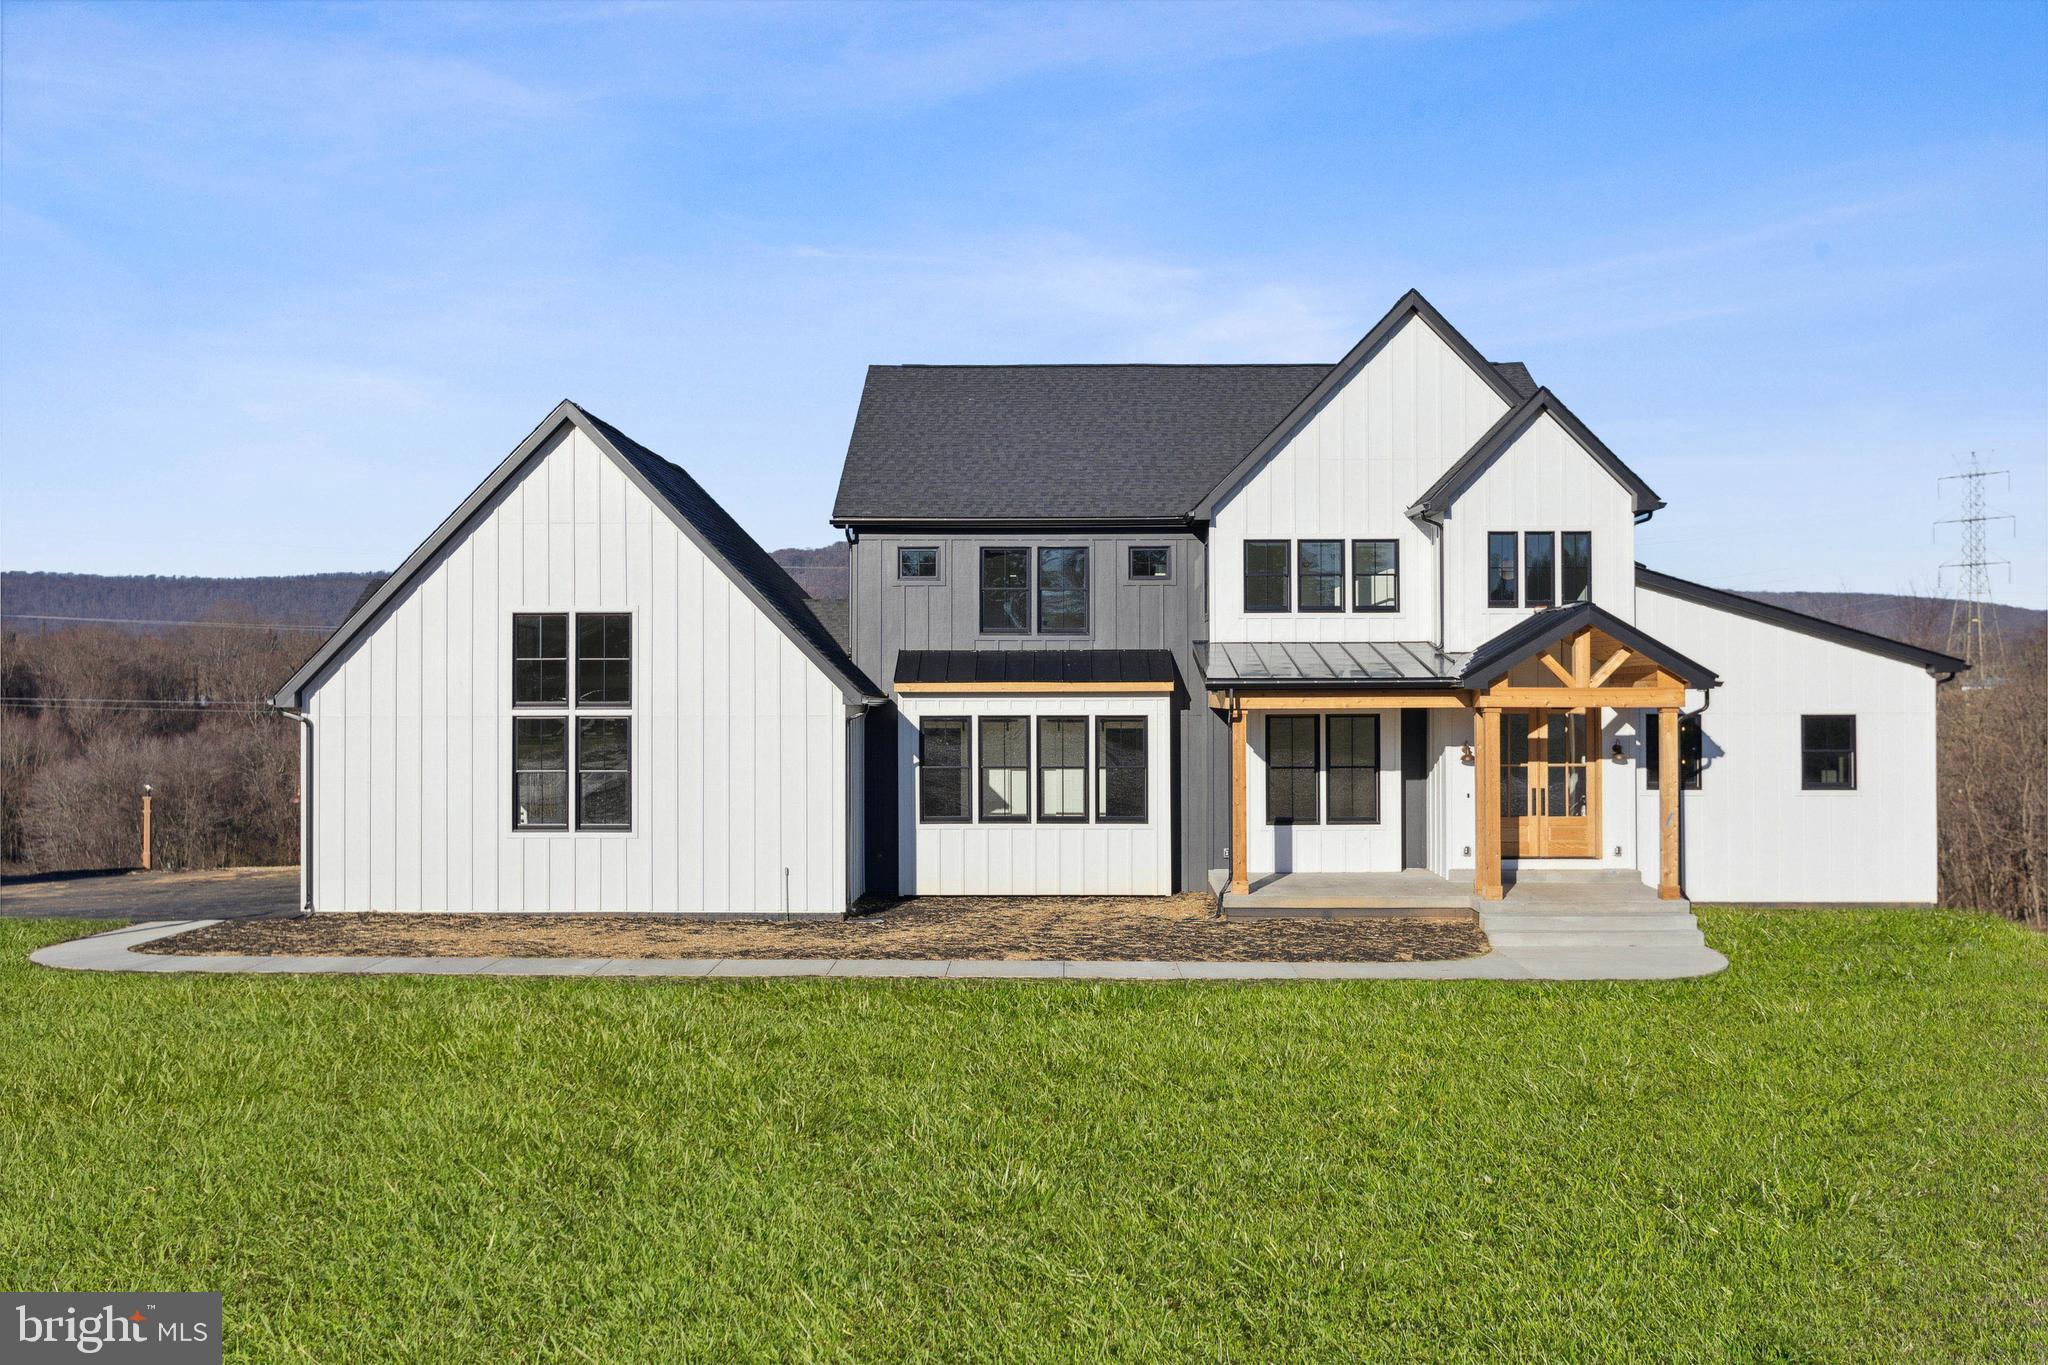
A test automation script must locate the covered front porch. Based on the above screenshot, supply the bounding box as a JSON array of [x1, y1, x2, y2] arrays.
[[1206, 604, 1718, 905]]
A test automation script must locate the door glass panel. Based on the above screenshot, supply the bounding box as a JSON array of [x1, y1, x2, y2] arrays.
[[1502, 713, 1533, 817]]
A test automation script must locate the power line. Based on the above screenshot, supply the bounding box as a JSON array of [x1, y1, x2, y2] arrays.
[[0, 698, 278, 712], [0, 614, 332, 632]]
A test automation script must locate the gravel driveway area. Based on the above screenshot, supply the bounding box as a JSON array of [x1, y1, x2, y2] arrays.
[[143, 894, 1487, 963], [0, 868, 298, 920]]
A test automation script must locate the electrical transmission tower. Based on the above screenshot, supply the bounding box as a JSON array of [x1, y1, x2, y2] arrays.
[[1934, 452, 2013, 679]]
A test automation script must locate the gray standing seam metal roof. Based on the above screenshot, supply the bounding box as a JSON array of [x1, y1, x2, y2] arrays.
[[275, 402, 883, 707], [1200, 640, 1467, 686], [831, 355, 1538, 523]]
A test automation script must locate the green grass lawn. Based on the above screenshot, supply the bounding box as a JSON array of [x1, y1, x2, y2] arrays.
[[2, 912, 2043, 1363]]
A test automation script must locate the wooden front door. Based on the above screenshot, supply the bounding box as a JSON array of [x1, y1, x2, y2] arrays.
[[1501, 709, 1601, 858]]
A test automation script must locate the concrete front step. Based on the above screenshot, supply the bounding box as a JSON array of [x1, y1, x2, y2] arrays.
[[1486, 928, 1707, 950]]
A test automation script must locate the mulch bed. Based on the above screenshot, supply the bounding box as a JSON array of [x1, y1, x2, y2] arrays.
[[139, 894, 1487, 963]]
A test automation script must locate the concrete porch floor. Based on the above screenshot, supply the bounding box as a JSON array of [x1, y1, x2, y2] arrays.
[[1221, 870, 1475, 919]]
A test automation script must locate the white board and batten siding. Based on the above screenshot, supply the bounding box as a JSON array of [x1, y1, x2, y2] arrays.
[[1438, 410, 1640, 653], [303, 423, 855, 915], [1633, 584, 1941, 904], [1209, 314, 1509, 643], [1244, 710, 1405, 875], [894, 694, 1174, 896]]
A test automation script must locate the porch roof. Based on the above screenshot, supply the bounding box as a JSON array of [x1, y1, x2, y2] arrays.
[[1460, 602, 1719, 690], [894, 648, 1177, 687], [1199, 640, 1467, 688]]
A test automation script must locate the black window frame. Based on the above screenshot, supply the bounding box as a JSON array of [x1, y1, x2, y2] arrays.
[[897, 546, 940, 581], [1644, 713, 1704, 791], [511, 716, 570, 831], [978, 547, 1031, 635], [512, 612, 569, 707], [1245, 540, 1291, 614], [1265, 714, 1320, 826], [1351, 539, 1399, 614], [918, 717, 972, 823], [977, 716, 1031, 823], [1327, 714, 1381, 824], [1298, 540, 1343, 613], [1487, 533, 1519, 609], [1127, 545, 1171, 581], [1036, 546, 1090, 636], [1095, 716, 1148, 824], [1560, 532, 1592, 605], [1800, 715, 1857, 791], [574, 612, 632, 708], [1523, 532, 1556, 610], [574, 715, 632, 831], [1035, 716, 1089, 823]]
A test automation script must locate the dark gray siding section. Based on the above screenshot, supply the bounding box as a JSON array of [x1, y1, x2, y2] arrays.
[[850, 531, 1226, 893]]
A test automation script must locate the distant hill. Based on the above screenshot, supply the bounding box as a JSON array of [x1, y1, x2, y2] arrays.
[[6, 564, 2038, 657]]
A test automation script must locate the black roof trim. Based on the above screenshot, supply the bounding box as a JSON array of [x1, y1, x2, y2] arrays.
[[1636, 564, 1968, 674], [1409, 388, 1665, 520], [1189, 289, 1526, 518], [894, 649, 1177, 687], [1460, 601, 1719, 690], [275, 402, 884, 707]]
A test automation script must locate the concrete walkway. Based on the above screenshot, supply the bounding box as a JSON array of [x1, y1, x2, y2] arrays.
[[31, 919, 1729, 981]]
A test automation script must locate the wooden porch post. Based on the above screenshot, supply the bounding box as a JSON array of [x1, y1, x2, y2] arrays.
[[1657, 704, 1682, 900], [1473, 706, 1503, 900], [1229, 702, 1249, 895]]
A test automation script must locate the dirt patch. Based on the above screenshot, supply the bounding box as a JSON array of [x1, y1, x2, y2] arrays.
[[139, 894, 1486, 963]]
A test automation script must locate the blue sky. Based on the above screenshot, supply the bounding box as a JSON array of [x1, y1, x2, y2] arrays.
[[3, 0, 2044, 606]]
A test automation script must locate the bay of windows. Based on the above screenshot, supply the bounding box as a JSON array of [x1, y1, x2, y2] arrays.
[[1243, 538, 1403, 615], [917, 714, 1148, 825]]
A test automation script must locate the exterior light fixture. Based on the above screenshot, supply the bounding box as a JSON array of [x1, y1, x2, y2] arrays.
[[1610, 743, 1627, 764], [1459, 744, 1475, 766]]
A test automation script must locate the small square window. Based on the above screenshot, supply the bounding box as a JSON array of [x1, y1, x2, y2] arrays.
[[898, 547, 939, 580], [1128, 546, 1170, 580]]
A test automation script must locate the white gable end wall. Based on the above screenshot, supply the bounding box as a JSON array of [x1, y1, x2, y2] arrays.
[[1632, 585, 1940, 904], [1210, 315, 1510, 643], [302, 424, 851, 914], [1440, 410, 1639, 653]]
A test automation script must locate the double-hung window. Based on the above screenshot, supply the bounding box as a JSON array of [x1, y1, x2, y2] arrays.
[[1097, 718, 1147, 823], [1801, 715, 1856, 790], [1487, 533, 1519, 608], [1352, 539, 1398, 612], [1266, 715, 1319, 825], [919, 718, 971, 821], [1245, 540, 1290, 613], [1298, 541, 1343, 612], [1037, 548, 1089, 634], [978, 717, 1030, 821], [1037, 717, 1088, 822], [512, 611, 631, 831], [1328, 715, 1381, 823], [980, 548, 1030, 634]]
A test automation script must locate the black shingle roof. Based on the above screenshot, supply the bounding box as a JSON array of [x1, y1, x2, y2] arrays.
[[832, 358, 1540, 523], [579, 409, 881, 698]]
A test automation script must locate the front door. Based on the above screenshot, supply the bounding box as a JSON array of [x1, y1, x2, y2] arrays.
[[1501, 709, 1601, 858]]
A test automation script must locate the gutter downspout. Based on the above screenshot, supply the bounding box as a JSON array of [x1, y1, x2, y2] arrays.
[[277, 703, 314, 917]]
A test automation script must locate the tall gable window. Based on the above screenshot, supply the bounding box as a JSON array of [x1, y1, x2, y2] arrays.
[[1352, 540, 1398, 613], [1523, 533, 1556, 609], [1037, 548, 1089, 635], [1298, 541, 1342, 612], [1245, 540, 1290, 613], [1266, 715, 1319, 825], [1561, 533, 1592, 604], [513, 611, 631, 831], [1487, 534, 1519, 608], [980, 548, 1030, 634], [1801, 715, 1856, 790]]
